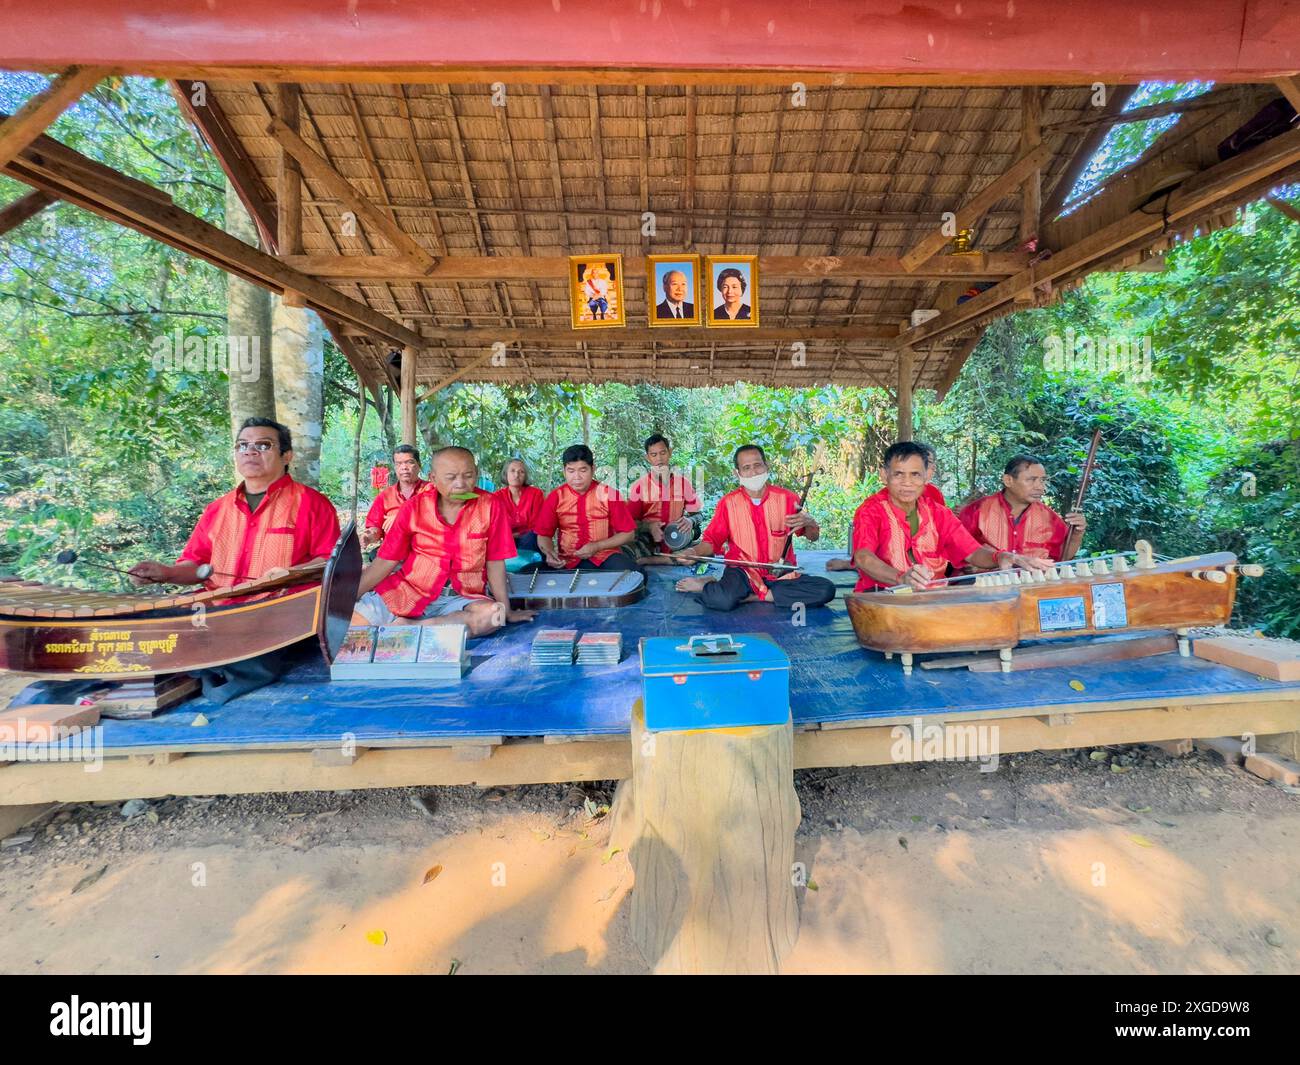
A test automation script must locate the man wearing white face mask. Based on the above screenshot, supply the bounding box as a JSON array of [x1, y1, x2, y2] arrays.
[[675, 444, 836, 611]]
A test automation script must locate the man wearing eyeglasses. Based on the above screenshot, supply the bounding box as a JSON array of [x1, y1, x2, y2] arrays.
[[128, 418, 340, 593]]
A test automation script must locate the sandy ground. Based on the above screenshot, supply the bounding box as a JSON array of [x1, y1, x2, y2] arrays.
[[1, 742, 1297, 975]]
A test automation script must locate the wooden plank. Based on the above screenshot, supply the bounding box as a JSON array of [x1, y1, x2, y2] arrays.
[[0, 189, 54, 237], [1043, 85, 1135, 219], [898, 125, 1300, 348], [409, 324, 899, 348], [1020, 87, 1043, 244], [900, 142, 1052, 271], [1266, 193, 1300, 225], [1, 698, 1296, 803], [4, 132, 423, 348], [965, 632, 1177, 672], [1193, 635, 1300, 682], [267, 115, 436, 272], [274, 84, 303, 256], [932, 330, 986, 401], [0, 66, 106, 170], [281, 252, 1027, 282], [1275, 77, 1300, 114], [400, 342, 417, 445]]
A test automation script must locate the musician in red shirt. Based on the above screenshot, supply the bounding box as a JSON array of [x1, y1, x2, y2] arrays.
[[675, 444, 836, 611], [852, 442, 1052, 592], [362, 444, 427, 550], [532, 444, 637, 571], [829, 440, 946, 571], [627, 433, 703, 563], [958, 454, 1087, 565], [128, 418, 340, 594], [494, 457, 545, 553], [353, 446, 534, 636]]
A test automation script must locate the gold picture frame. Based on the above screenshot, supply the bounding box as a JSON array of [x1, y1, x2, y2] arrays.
[[646, 254, 701, 327], [569, 254, 626, 329], [705, 255, 759, 327]]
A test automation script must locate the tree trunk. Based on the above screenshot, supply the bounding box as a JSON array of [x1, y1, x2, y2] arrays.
[[272, 299, 325, 486], [610, 699, 801, 974], [223, 180, 275, 440]]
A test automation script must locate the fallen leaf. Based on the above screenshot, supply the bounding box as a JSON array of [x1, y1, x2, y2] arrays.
[[71, 865, 108, 895], [898, 836, 909, 851], [1129, 835, 1154, 848], [595, 885, 618, 903], [601, 846, 622, 865], [1110, 764, 1131, 774], [807, 878, 819, 891], [422, 864, 443, 885], [910, 815, 923, 822], [448, 958, 461, 975], [1090, 750, 1110, 762], [145, 810, 159, 824], [1126, 804, 1152, 814], [366, 930, 388, 946], [1069, 680, 1086, 692], [1265, 928, 1283, 948], [531, 829, 552, 842]]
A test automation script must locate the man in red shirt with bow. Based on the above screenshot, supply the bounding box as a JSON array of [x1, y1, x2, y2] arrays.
[[852, 441, 1053, 591], [676, 444, 836, 611], [353, 446, 535, 636], [958, 454, 1086, 566]]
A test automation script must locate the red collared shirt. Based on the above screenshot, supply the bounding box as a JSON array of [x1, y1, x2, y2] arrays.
[[534, 482, 635, 568], [365, 479, 427, 536], [178, 474, 340, 587], [627, 468, 702, 554], [494, 484, 546, 537], [850, 492, 980, 592], [958, 491, 1069, 561]]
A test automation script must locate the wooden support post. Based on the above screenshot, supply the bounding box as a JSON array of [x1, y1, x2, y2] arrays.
[[400, 343, 417, 446], [0, 66, 106, 170], [276, 84, 303, 256], [897, 348, 914, 440], [1020, 87, 1043, 246], [610, 700, 800, 974]]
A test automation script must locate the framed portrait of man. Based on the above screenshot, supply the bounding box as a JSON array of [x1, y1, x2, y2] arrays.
[[569, 254, 626, 329], [647, 255, 701, 327], [705, 255, 759, 327]]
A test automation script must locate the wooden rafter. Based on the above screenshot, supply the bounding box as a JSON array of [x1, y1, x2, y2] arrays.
[[900, 142, 1053, 271], [1275, 77, 1300, 114], [898, 125, 1300, 349], [274, 84, 303, 256], [4, 130, 422, 348], [0, 189, 55, 237], [0, 66, 106, 170], [1042, 84, 1136, 218], [266, 115, 436, 272]]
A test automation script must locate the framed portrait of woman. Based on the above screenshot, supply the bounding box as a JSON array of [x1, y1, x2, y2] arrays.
[[646, 254, 701, 328], [569, 254, 626, 329], [705, 255, 758, 327]]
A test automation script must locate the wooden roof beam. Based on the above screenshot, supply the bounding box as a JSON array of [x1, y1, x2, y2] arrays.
[[1042, 85, 1136, 219], [900, 142, 1053, 272], [1276, 77, 1300, 114], [897, 124, 1300, 349], [266, 114, 437, 273], [0, 189, 55, 237], [412, 324, 900, 345], [4, 130, 422, 349], [280, 252, 1028, 282], [0, 66, 107, 170]]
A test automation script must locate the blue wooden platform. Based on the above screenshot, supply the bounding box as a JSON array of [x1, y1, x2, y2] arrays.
[[21, 553, 1300, 752]]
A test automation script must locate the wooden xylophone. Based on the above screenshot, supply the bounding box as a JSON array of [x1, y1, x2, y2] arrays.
[[845, 542, 1259, 675], [0, 524, 362, 679]]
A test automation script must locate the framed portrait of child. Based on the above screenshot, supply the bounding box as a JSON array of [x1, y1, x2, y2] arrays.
[[569, 254, 626, 329], [647, 254, 701, 327], [705, 255, 759, 327]]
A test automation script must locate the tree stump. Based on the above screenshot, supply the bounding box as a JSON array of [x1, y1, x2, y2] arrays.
[[610, 698, 801, 974]]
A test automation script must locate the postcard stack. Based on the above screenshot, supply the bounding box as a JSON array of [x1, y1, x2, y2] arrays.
[[330, 624, 469, 681]]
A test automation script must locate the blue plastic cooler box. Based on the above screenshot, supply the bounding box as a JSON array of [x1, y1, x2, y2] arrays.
[[639, 632, 791, 731]]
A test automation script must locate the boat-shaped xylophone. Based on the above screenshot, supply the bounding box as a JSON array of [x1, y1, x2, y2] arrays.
[[845, 542, 1260, 675], [0, 524, 361, 679]]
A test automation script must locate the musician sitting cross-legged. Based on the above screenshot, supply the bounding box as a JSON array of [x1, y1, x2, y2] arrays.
[[352, 446, 535, 637], [827, 440, 945, 572], [530, 444, 638, 572], [627, 432, 703, 565], [958, 454, 1086, 567], [852, 441, 1053, 592], [128, 417, 340, 593], [361, 443, 428, 552], [675, 444, 836, 612]]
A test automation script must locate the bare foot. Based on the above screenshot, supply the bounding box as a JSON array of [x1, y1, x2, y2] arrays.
[[675, 576, 714, 593], [826, 558, 854, 571]]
